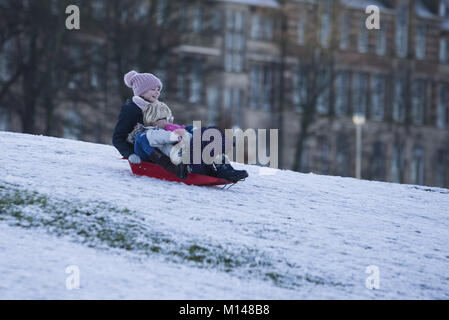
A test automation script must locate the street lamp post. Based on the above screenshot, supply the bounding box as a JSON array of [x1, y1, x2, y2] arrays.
[[352, 114, 366, 179]]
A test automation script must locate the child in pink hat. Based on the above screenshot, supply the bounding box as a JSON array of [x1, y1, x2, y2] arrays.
[[112, 70, 189, 179]]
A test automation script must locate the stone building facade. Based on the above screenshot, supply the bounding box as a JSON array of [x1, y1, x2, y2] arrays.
[[167, 0, 449, 188]]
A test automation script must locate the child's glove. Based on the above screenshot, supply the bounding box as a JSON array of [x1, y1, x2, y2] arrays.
[[165, 124, 185, 131], [128, 154, 142, 164]]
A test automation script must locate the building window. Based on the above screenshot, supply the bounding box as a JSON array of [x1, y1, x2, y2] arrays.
[[293, 66, 307, 112], [370, 74, 385, 121], [439, 1, 447, 17], [250, 66, 259, 109], [317, 69, 330, 115], [411, 80, 426, 125], [437, 83, 447, 129], [319, 0, 332, 48], [411, 146, 425, 185], [375, 22, 387, 56], [224, 88, 232, 110], [224, 87, 243, 127], [211, 10, 222, 32], [207, 87, 220, 125], [335, 71, 350, 117], [298, 10, 307, 45], [264, 18, 273, 41], [371, 142, 386, 181], [262, 66, 271, 109], [395, 5, 409, 58], [390, 144, 405, 183], [192, 4, 203, 33], [251, 14, 273, 41], [336, 135, 350, 177], [250, 64, 272, 110], [393, 78, 406, 123], [415, 24, 427, 60], [251, 14, 261, 39], [435, 150, 446, 188], [440, 38, 448, 63], [352, 72, 368, 116], [225, 10, 245, 72], [339, 11, 350, 50], [358, 19, 368, 53], [189, 58, 203, 104]]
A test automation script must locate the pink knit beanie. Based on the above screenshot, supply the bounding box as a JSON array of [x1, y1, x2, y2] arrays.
[[124, 70, 163, 96]]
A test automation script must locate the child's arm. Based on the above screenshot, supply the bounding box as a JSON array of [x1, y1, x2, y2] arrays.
[[112, 104, 140, 158], [145, 128, 180, 147]]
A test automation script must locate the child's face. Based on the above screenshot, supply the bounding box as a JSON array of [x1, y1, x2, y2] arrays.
[[142, 86, 161, 102], [152, 114, 173, 129]]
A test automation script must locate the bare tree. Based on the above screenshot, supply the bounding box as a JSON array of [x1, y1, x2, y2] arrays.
[[0, 0, 73, 134], [292, 50, 335, 172], [0, 0, 188, 138], [289, 1, 337, 172]]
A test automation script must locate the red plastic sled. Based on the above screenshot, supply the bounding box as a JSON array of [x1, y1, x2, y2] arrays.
[[128, 160, 233, 186]]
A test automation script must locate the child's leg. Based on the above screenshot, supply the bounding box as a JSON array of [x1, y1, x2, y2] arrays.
[[148, 148, 188, 179]]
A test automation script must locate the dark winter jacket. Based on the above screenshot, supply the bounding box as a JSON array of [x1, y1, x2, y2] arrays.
[[112, 99, 143, 158]]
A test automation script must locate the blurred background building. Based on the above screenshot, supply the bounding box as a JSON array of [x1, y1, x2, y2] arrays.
[[0, 0, 448, 188]]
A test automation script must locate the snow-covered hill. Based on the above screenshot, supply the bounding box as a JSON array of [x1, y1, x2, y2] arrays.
[[0, 131, 448, 299]]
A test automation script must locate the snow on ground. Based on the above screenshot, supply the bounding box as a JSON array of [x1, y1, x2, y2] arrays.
[[0, 131, 449, 299], [0, 223, 295, 299]]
